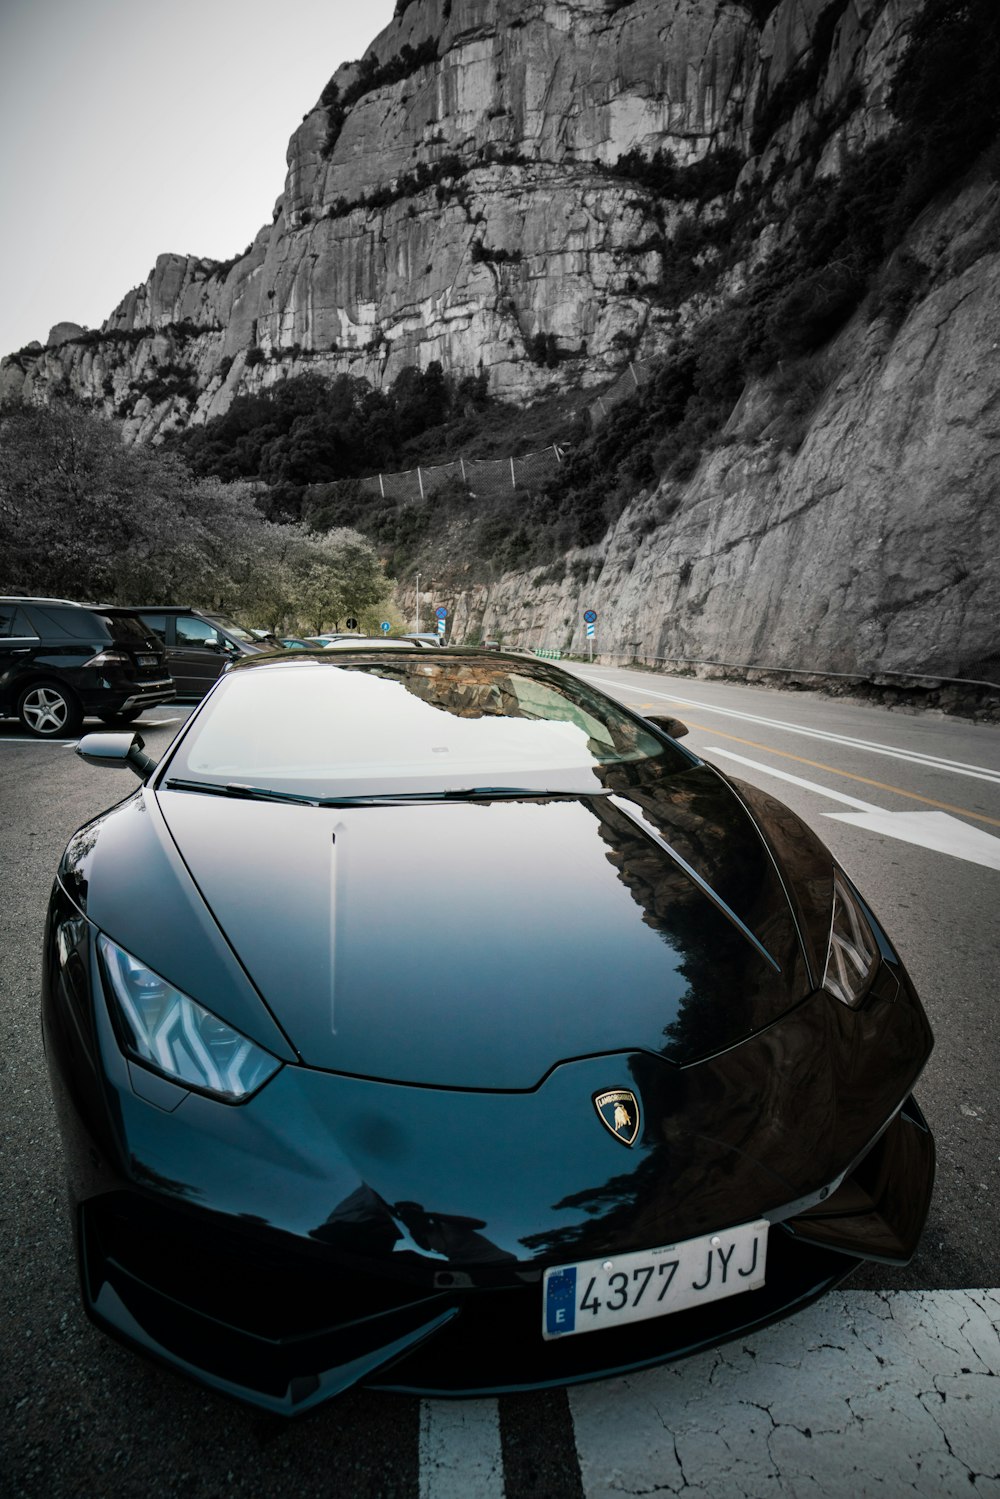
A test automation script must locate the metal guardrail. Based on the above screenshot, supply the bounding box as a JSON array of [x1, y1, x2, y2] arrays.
[[604, 652, 1000, 694]]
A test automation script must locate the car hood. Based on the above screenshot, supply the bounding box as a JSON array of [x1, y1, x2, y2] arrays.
[[154, 766, 811, 1088]]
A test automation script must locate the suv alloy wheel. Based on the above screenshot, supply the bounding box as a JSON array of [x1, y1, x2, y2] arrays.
[[18, 681, 83, 738]]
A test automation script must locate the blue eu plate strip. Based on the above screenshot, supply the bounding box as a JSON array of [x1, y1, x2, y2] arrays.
[[545, 1268, 577, 1336]]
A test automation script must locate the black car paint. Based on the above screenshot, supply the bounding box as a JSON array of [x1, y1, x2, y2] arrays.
[[116, 608, 272, 698], [0, 598, 175, 734], [42, 649, 935, 1412]]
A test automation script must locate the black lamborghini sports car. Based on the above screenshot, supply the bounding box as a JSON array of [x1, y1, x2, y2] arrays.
[[43, 648, 934, 1414]]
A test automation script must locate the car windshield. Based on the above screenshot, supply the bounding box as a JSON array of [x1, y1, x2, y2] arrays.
[[208, 616, 257, 644], [163, 657, 685, 797]]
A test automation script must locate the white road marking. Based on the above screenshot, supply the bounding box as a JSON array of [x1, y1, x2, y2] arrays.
[[706, 746, 875, 810], [826, 809, 1000, 872], [418, 1398, 505, 1499], [705, 747, 1000, 870], [586, 673, 1000, 785], [569, 1289, 1000, 1499], [0, 737, 77, 747]]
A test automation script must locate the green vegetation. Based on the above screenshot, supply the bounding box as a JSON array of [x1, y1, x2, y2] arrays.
[[325, 154, 466, 219], [469, 241, 523, 265], [169, 364, 491, 518], [206, 244, 254, 281], [321, 40, 439, 158], [67, 326, 152, 348], [608, 145, 744, 204], [0, 399, 392, 632], [129, 360, 199, 407]]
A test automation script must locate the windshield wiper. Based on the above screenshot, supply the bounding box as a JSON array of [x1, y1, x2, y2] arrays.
[[162, 781, 609, 808], [162, 778, 320, 806], [314, 787, 610, 806]]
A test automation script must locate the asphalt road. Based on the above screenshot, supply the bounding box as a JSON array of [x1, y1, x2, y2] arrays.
[[1, 672, 997, 1497]]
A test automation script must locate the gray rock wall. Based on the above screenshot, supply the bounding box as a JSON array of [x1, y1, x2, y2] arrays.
[[445, 180, 1000, 681], [2, 0, 918, 431]]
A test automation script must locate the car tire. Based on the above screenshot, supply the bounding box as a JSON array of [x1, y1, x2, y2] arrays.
[[97, 708, 142, 725], [18, 681, 84, 739]]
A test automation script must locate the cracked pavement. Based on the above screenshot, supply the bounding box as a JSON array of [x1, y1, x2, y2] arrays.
[[568, 1290, 1000, 1496]]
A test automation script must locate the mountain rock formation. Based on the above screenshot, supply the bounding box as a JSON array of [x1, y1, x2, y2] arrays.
[[3, 0, 916, 433], [3, 0, 998, 687], [447, 170, 1000, 685]]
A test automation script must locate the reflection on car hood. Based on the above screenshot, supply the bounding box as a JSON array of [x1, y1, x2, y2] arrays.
[[156, 767, 810, 1087]]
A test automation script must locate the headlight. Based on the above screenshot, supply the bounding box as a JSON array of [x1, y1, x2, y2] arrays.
[[822, 871, 879, 1007], [98, 935, 281, 1101]]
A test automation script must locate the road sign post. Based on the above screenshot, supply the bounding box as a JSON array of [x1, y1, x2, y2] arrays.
[[583, 610, 597, 662]]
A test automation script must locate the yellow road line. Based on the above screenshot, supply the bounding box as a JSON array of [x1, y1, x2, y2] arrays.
[[682, 721, 1000, 830]]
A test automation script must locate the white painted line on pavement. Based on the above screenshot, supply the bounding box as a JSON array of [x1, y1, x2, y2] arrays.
[[0, 738, 76, 747], [586, 673, 1000, 785], [705, 747, 876, 810], [569, 1289, 1000, 1499], [419, 1398, 505, 1499], [826, 809, 1000, 872], [706, 746, 1000, 870]]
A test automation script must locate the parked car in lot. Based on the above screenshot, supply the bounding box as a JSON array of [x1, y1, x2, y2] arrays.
[[0, 596, 174, 738], [113, 607, 277, 699], [45, 646, 934, 1413]]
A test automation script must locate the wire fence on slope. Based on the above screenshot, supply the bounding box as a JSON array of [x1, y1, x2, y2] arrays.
[[313, 360, 656, 508]]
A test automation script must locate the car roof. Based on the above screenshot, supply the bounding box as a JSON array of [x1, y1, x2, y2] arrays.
[[1, 595, 89, 607], [321, 638, 427, 651], [227, 644, 536, 671]]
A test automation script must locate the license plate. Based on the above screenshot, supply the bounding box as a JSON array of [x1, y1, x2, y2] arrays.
[[542, 1220, 768, 1340], [137, 654, 160, 667]]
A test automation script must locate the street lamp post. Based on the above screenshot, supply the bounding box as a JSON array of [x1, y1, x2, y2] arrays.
[[414, 572, 420, 633]]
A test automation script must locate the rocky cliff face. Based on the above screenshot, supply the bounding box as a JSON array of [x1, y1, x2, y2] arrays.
[[2, 0, 918, 436], [444, 173, 1000, 685]]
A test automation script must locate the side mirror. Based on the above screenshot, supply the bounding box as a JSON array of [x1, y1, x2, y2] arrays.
[[76, 731, 156, 780], [645, 714, 689, 740]]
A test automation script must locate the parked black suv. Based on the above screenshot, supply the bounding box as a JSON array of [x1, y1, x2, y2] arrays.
[[0, 597, 175, 738], [117, 607, 278, 699]]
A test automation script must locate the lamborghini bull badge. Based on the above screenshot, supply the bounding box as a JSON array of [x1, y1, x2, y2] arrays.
[[594, 1088, 640, 1147]]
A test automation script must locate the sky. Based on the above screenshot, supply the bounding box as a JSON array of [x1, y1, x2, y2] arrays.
[[0, 0, 397, 357]]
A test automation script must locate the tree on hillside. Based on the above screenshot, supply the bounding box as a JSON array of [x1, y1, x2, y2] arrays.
[[0, 400, 395, 633], [288, 528, 390, 632], [0, 400, 198, 599]]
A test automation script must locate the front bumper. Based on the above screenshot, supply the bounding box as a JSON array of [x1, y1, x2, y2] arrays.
[[75, 1097, 933, 1414]]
